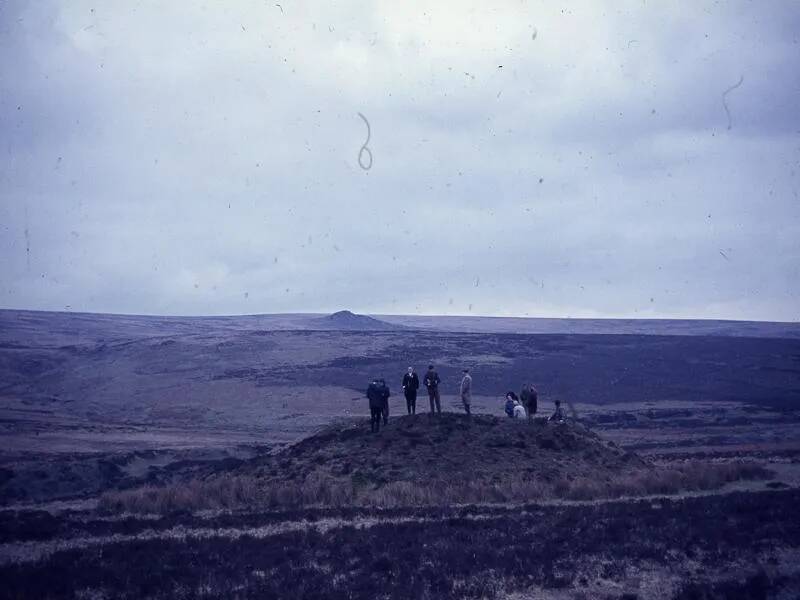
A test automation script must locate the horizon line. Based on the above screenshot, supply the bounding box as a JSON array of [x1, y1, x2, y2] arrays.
[[0, 306, 798, 326]]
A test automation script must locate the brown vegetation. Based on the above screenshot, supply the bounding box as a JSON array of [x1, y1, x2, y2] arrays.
[[98, 415, 773, 514], [99, 459, 770, 515], [554, 460, 770, 501]]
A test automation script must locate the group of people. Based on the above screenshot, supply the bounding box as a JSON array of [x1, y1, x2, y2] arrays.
[[500, 387, 564, 422], [397, 364, 448, 415], [504, 383, 539, 420], [366, 365, 565, 433], [366, 364, 467, 432], [366, 365, 444, 432]]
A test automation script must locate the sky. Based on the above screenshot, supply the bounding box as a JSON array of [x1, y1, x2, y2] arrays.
[[1, 1, 799, 321]]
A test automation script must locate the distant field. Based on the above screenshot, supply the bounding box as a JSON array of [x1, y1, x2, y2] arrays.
[[1, 310, 800, 598], [2, 309, 799, 339], [2, 310, 798, 417], [378, 313, 800, 337], [1, 308, 799, 507]]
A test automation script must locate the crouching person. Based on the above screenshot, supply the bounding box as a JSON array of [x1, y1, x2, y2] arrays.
[[505, 392, 518, 418], [513, 399, 527, 419], [367, 379, 384, 433], [549, 399, 566, 424]]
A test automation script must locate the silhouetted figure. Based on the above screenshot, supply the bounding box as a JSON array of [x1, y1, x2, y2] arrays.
[[549, 399, 565, 424], [424, 365, 441, 414], [460, 368, 472, 416], [521, 383, 538, 420], [402, 366, 420, 415], [367, 379, 383, 433], [379, 379, 391, 425]]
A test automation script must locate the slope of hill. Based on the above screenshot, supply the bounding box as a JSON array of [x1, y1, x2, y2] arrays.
[[254, 413, 644, 488], [99, 415, 769, 514]]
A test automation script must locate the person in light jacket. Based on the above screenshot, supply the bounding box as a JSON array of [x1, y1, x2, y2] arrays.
[[513, 399, 527, 419], [460, 368, 472, 416]]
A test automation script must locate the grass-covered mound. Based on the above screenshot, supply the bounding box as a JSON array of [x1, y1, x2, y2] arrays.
[[100, 414, 770, 514], [255, 413, 643, 490]]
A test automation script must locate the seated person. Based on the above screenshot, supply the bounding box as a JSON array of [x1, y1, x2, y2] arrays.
[[513, 399, 527, 419], [504, 392, 517, 417], [549, 399, 566, 423]]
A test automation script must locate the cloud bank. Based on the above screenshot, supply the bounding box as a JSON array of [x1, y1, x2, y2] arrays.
[[1, 0, 798, 320]]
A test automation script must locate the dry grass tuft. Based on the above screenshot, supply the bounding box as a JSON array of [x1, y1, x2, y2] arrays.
[[554, 460, 772, 501], [99, 460, 772, 515], [362, 479, 548, 507], [99, 475, 262, 514]]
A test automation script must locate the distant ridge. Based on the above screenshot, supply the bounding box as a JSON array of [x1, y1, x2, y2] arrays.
[[309, 310, 404, 331], [0, 309, 797, 338], [373, 314, 800, 338]]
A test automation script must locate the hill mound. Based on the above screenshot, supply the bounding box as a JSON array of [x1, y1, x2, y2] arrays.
[[242, 414, 650, 505], [100, 415, 771, 513], [309, 310, 404, 331]]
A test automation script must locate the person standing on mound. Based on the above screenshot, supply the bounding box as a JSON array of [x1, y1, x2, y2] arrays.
[[521, 383, 538, 420], [460, 368, 472, 416], [402, 366, 420, 415], [366, 379, 384, 433], [379, 379, 391, 426], [424, 364, 441, 414]]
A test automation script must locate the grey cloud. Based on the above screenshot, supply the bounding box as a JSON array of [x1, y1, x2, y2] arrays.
[[1, 0, 798, 321]]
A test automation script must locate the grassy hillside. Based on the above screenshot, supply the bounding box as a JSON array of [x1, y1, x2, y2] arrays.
[[100, 415, 769, 513]]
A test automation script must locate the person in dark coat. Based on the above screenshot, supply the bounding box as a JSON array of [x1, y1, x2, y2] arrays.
[[521, 383, 538, 420], [367, 379, 383, 433], [424, 365, 441, 414], [379, 379, 391, 425], [402, 366, 420, 415]]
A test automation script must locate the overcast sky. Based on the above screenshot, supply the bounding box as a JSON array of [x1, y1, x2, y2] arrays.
[[1, 1, 798, 321]]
